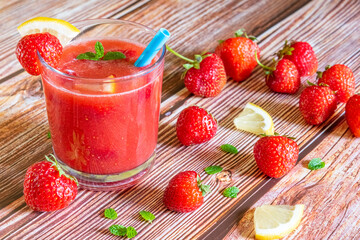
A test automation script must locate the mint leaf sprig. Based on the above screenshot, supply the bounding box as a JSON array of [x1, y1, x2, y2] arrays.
[[104, 208, 118, 220], [76, 41, 125, 61], [223, 186, 240, 198], [205, 166, 223, 175], [109, 225, 137, 239], [220, 144, 238, 154], [139, 210, 155, 223], [308, 158, 325, 170]]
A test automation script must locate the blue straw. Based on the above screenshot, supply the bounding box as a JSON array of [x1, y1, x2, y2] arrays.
[[134, 28, 170, 67]]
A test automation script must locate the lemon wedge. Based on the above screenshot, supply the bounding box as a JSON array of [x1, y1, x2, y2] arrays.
[[17, 17, 80, 46], [233, 102, 274, 135], [254, 204, 304, 240]]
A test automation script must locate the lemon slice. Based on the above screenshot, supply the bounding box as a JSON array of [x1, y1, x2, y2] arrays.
[[254, 204, 304, 240], [17, 17, 80, 46], [233, 102, 274, 135]]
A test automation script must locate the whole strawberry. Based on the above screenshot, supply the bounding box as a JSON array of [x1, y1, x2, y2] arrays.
[[166, 46, 226, 97], [256, 56, 300, 94], [254, 136, 299, 178], [163, 171, 210, 212], [176, 106, 217, 146], [317, 64, 355, 103], [299, 82, 337, 125], [24, 155, 78, 212], [277, 41, 317, 77], [345, 94, 360, 137], [16, 32, 63, 76], [215, 29, 260, 82]]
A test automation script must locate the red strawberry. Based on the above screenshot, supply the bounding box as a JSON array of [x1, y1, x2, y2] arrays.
[[317, 64, 355, 103], [16, 32, 63, 76], [166, 46, 226, 97], [215, 29, 260, 82], [23, 155, 78, 212], [254, 135, 299, 178], [299, 82, 337, 125], [176, 106, 217, 146], [256, 57, 300, 94], [277, 41, 318, 77], [345, 94, 360, 137], [163, 171, 210, 212]]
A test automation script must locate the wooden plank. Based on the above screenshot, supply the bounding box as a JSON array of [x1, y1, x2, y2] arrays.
[[0, 0, 359, 239]]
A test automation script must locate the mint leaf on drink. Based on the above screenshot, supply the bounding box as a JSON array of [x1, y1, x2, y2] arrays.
[[76, 41, 125, 61], [308, 158, 325, 170], [109, 225, 127, 236], [223, 186, 240, 198], [126, 226, 137, 239], [95, 41, 104, 59], [104, 208, 118, 220], [220, 144, 238, 154], [76, 52, 98, 60], [205, 165, 223, 175], [103, 51, 126, 60], [139, 210, 155, 223]]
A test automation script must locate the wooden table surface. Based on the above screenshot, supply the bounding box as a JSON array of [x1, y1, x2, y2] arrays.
[[1, 0, 359, 239]]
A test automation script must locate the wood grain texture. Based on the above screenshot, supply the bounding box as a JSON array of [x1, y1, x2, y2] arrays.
[[0, 0, 359, 239]]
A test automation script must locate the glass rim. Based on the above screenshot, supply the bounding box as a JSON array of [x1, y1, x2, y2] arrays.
[[37, 19, 166, 83]]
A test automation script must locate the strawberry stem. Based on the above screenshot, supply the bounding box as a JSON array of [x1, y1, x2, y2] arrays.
[[166, 45, 195, 63], [254, 51, 274, 72], [45, 154, 78, 185]]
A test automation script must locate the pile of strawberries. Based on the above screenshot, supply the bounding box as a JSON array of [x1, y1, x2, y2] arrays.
[[165, 29, 357, 213]]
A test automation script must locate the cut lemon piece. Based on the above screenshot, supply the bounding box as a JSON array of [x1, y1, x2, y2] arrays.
[[254, 204, 304, 240], [233, 102, 274, 135], [17, 17, 80, 46]]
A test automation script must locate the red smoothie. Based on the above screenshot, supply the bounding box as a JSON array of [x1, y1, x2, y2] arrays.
[[41, 38, 163, 175]]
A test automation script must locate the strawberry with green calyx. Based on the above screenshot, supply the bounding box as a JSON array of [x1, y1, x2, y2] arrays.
[[254, 135, 299, 178], [23, 154, 78, 212], [166, 45, 226, 97], [277, 40, 318, 77], [299, 81, 337, 125], [163, 171, 211, 213], [317, 64, 355, 103], [215, 28, 260, 82], [255, 52, 300, 94]]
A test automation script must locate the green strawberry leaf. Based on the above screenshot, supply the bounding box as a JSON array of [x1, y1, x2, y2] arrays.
[[139, 210, 155, 223], [197, 175, 211, 196], [205, 165, 223, 175], [220, 144, 238, 154], [126, 226, 137, 239], [199, 184, 211, 196], [104, 208, 117, 220], [234, 29, 245, 37], [183, 63, 194, 70], [223, 186, 240, 198], [47, 131, 51, 139], [109, 225, 127, 236], [308, 158, 325, 170]]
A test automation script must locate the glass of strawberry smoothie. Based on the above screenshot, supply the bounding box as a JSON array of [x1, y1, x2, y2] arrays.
[[38, 19, 165, 191]]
